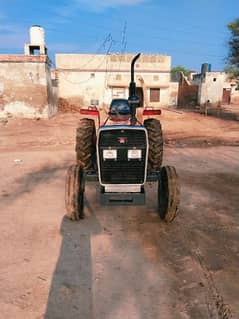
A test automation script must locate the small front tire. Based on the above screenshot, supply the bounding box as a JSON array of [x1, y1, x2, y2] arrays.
[[65, 164, 85, 221], [158, 166, 180, 223]]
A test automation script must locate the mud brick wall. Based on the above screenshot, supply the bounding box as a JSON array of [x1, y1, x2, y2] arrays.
[[178, 76, 198, 108], [0, 55, 57, 119]]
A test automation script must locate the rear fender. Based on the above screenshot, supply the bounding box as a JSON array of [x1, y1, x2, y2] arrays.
[[142, 109, 162, 116], [136, 108, 162, 123], [80, 107, 100, 127]]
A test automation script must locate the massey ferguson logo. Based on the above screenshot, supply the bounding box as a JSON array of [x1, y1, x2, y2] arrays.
[[118, 137, 127, 144]]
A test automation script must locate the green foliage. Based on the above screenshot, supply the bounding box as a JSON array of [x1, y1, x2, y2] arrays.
[[225, 65, 239, 79], [226, 18, 239, 78], [171, 65, 190, 76], [228, 19, 239, 35]]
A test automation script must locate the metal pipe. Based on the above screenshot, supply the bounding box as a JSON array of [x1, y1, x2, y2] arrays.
[[129, 53, 141, 97], [128, 53, 141, 125], [131, 53, 141, 83]]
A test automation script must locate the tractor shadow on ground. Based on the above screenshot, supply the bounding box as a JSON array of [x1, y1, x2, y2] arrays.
[[0, 161, 71, 208], [44, 201, 101, 319]]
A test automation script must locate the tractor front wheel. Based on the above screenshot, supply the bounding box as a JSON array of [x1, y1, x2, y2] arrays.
[[65, 164, 85, 221], [158, 166, 180, 222]]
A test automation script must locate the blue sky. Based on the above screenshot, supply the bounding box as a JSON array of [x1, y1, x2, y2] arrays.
[[0, 0, 238, 71]]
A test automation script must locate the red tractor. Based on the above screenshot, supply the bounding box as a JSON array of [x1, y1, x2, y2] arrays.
[[65, 54, 180, 222]]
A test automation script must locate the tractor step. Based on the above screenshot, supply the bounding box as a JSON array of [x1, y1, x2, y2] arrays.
[[100, 191, 145, 206]]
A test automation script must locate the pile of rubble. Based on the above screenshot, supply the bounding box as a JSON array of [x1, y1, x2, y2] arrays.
[[58, 98, 81, 113]]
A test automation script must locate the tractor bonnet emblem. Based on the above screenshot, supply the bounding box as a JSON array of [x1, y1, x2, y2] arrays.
[[118, 137, 127, 144]]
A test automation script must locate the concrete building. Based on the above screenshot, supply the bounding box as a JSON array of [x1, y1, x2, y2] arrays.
[[195, 71, 229, 106], [176, 64, 239, 108], [192, 66, 239, 107], [0, 26, 57, 119], [56, 53, 178, 109]]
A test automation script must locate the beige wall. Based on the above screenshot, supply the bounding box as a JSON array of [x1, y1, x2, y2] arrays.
[[231, 86, 239, 104], [198, 72, 226, 105], [169, 82, 179, 106], [56, 53, 171, 71], [197, 72, 239, 106], [56, 53, 174, 109], [0, 55, 57, 119]]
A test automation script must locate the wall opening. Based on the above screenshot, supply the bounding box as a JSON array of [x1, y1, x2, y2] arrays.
[[136, 87, 144, 107], [149, 88, 160, 102], [222, 88, 231, 104]]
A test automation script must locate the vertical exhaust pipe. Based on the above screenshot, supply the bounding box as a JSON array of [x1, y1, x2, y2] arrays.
[[129, 53, 141, 125], [129, 53, 141, 97]]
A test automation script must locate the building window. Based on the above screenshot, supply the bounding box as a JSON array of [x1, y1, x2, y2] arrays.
[[112, 87, 126, 99], [90, 73, 95, 78], [116, 74, 121, 81], [213, 78, 217, 82], [150, 88, 160, 102], [153, 75, 159, 81]]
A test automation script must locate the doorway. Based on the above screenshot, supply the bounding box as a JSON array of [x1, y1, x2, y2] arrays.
[[135, 87, 144, 107], [222, 88, 231, 104]]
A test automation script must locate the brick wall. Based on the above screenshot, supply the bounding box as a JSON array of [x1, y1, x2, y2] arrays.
[[178, 76, 198, 108]]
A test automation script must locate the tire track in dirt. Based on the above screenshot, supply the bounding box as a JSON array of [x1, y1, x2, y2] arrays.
[[192, 247, 233, 319], [160, 221, 234, 318]]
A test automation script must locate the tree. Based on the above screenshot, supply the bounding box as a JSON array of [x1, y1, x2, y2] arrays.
[[171, 65, 190, 82], [226, 18, 239, 78], [171, 65, 190, 77]]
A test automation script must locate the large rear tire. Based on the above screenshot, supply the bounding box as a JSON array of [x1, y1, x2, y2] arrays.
[[144, 118, 163, 170], [158, 166, 180, 223], [76, 118, 96, 169], [65, 164, 85, 221]]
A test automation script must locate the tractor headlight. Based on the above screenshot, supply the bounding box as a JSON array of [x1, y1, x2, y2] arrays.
[[103, 149, 117, 160], [128, 149, 142, 160]]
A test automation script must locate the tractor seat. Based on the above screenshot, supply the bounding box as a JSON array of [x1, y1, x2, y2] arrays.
[[109, 99, 131, 121]]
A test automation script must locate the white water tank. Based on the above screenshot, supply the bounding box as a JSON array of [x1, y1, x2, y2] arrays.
[[30, 25, 45, 45]]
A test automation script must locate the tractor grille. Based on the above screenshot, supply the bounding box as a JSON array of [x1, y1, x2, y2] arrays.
[[98, 127, 147, 185]]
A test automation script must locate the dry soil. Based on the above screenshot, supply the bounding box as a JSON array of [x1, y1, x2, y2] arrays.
[[0, 109, 239, 319]]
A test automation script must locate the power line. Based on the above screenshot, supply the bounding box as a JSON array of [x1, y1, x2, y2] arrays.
[[103, 37, 115, 101], [102, 21, 128, 94], [58, 35, 116, 85], [77, 33, 113, 69], [118, 21, 128, 70], [44, 17, 229, 40]]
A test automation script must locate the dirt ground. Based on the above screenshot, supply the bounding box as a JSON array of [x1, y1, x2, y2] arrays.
[[0, 109, 239, 319]]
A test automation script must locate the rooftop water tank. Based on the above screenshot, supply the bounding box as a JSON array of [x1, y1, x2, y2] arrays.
[[30, 25, 45, 45], [201, 63, 212, 74]]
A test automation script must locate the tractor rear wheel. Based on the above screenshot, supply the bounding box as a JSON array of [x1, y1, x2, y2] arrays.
[[65, 164, 85, 220], [144, 118, 163, 170], [76, 118, 96, 169], [158, 166, 180, 223]]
